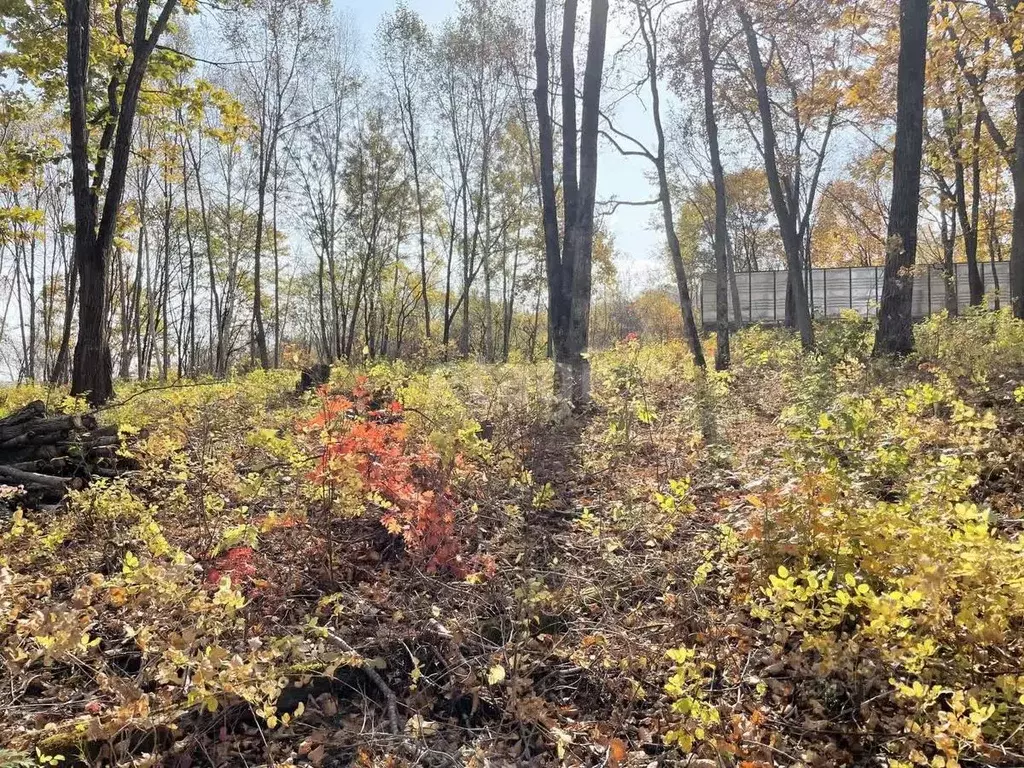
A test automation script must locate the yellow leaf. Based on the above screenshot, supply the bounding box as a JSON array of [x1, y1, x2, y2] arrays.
[[487, 664, 506, 685], [405, 715, 439, 737]]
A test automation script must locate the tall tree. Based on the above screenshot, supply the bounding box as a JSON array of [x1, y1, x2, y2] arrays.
[[379, 5, 433, 341], [433, 18, 484, 356], [875, 0, 930, 355], [928, 8, 985, 306], [736, 3, 815, 349], [224, 0, 321, 369], [696, 0, 728, 369], [64, 0, 182, 403], [295, 11, 360, 362], [981, 0, 1024, 317], [622, 0, 706, 370], [534, 0, 609, 403], [341, 112, 412, 359], [943, 0, 1021, 315]]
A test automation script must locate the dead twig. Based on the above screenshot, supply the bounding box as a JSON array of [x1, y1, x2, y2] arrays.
[[322, 628, 401, 735]]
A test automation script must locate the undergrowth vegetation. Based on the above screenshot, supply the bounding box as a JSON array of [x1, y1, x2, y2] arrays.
[[2, 311, 1023, 767]]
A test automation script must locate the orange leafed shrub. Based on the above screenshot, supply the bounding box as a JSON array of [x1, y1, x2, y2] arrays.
[[302, 381, 461, 572]]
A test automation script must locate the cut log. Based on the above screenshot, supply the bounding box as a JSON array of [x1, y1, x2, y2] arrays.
[[7, 445, 61, 463], [0, 465, 80, 493], [85, 446, 118, 461], [0, 413, 97, 443], [296, 363, 331, 395], [81, 435, 120, 449], [0, 404, 135, 508], [0, 401, 46, 428], [10, 459, 74, 473]]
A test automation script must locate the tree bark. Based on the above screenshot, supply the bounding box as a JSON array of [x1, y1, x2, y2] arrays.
[[534, 0, 567, 384]]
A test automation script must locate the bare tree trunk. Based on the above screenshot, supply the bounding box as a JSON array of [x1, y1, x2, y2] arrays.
[[725, 235, 743, 326], [535, 0, 610, 404], [1011, 85, 1024, 317], [51, 236, 76, 384], [483, 172, 494, 361], [988, 196, 1002, 309], [316, 251, 329, 359], [408, 116, 431, 339], [179, 133, 198, 377], [737, 3, 813, 349], [66, 0, 177, 404], [944, 100, 984, 305], [252, 130, 271, 369], [66, 0, 112, 404], [697, 0, 726, 369], [272, 145, 281, 368], [570, 0, 609, 379], [634, 0, 705, 367], [72, 245, 114, 403], [160, 179, 172, 380], [875, 0, 929, 356], [940, 204, 958, 314], [27, 236, 37, 380]]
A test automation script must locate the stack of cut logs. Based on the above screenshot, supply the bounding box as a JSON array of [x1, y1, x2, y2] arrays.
[[0, 400, 137, 506]]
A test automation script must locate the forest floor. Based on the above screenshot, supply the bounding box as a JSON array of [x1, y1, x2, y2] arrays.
[[2, 311, 1024, 768]]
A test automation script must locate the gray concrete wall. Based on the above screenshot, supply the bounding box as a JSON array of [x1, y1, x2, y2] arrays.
[[700, 262, 1010, 326]]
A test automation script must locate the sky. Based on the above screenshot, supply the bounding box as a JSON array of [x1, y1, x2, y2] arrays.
[[342, 0, 672, 290]]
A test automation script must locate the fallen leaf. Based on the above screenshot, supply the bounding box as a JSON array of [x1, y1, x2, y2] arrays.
[[608, 737, 628, 766], [487, 664, 506, 685], [405, 715, 439, 738]]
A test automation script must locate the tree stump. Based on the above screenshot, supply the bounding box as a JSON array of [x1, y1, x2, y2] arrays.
[[296, 363, 331, 395]]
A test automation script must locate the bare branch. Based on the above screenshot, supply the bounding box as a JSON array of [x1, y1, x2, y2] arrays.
[[598, 196, 663, 214]]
